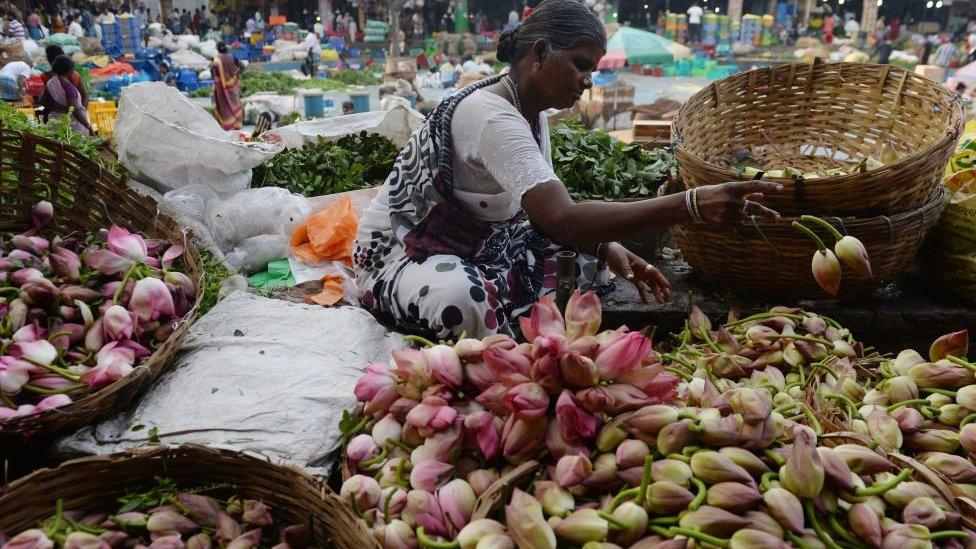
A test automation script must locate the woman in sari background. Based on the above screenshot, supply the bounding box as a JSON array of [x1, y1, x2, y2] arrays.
[[212, 41, 243, 130], [40, 55, 92, 135]]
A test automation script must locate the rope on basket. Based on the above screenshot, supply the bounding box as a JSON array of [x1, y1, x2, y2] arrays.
[[880, 215, 894, 244], [750, 215, 781, 257]]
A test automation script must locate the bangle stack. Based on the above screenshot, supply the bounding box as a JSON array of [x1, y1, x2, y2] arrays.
[[685, 188, 704, 224]]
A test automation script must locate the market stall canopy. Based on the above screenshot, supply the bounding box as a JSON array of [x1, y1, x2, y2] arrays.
[[598, 49, 628, 70], [605, 27, 691, 66]]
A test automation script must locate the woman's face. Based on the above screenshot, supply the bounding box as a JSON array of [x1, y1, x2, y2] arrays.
[[533, 43, 604, 110]]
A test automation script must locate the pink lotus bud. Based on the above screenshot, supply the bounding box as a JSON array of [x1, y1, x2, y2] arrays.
[[354, 363, 398, 416], [3, 529, 55, 549], [464, 360, 497, 391], [847, 502, 882, 546], [50, 248, 81, 282], [347, 434, 380, 466], [62, 532, 109, 549], [102, 305, 134, 342], [372, 414, 403, 447], [558, 352, 599, 389], [382, 519, 417, 549], [593, 332, 652, 381], [474, 384, 511, 416], [763, 488, 803, 534], [922, 452, 976, 482], [164, 271, 195, 298], [688, 305, 712, 340], [555, 390, 599, 445], [546, 419, 589, 459], [893, 349, 927, 375], [902, 496, 946, 529], [881, 524, 932, 549], [504, 382, 549, 420], [454, 338, 486, 361], [464, 411, 501, 460], [505, 489, 556, 549], [866, 408, 903, 450], [160, 244, 184, 268], [564, 290, 601, 342], [645, 481, 694, 515], [32, 201, 53, 229], [241, 500, 272, 527], [960, 423, 976, 456], [553, 509, 608, 545], [891, 406, 925, 433], [148, 536, 186, 549], [816, 447, 854, 491], [106, 225, 148, 263], [98, 531, 131, 547], [718, 447, 770, 477], [11, 267, 41, 288], [438, 479, 476, 534], [147, 511, 200, 536], [129, 278, 176, 324], [834, 235, 872, 278], [617, 367, 678, 404], [811, 249, 841, 297], [533, 481, 574, 518], [501, 414, 547, 459], [215, 512, 242, 546], [8, 298, 27, 331], [651, 459, 693, 486], [83, 248, 135, 276], [958, 385, 976, 410], [178, 493, 221, 528], [930, 330, 969, 362], [555, 454, 592, 488], [9, 339, 57, 366], [226, 529, 262, 549], [424, 345, 462, 389], [406, 396, 458, 437], [655, 419, 695, 456], [909, 360, 975, 389], [626, 405, 678, 436], [12, 235, 49, 255], [689, 450, 754, 486], [886, 376, 919, 402], [407, 489, 449, 538], [706, 482, 762, 513], [185, 534, 212, 549], [582, 453, 618, 488], [730, 387, 773, 423], [36, 394, 73, 412], [779, 428, 824, 499], [678, 505, 751, 538], [0, 359, 31, 393], [615, 439, 650, 470], [594, 416, 628, 453], [831, 444, 892, 475], [410, 460, 454, 492], [483, 346, 532, 387], [340, 474, 381, 510], [936, 404, 968, 426], [519, 295, 565, 343], [609, 501, 648, 547], [468, 469, 500, 497], [457, 519, 506, 549]]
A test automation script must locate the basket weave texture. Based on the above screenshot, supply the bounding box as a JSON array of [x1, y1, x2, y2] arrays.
[[673, 187, 947, 299], [0, 128, 202, 439], [0, 444, 369, 547], [673, 62, 964, 216]]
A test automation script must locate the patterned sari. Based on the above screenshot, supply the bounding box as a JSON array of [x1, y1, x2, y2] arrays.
[[212, 53, 243, 130]]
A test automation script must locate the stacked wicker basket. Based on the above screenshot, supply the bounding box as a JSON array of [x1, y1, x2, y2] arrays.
[[671, 62, 964, 299]]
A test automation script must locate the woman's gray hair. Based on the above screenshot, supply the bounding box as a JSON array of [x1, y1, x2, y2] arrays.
[[496, 0, 606, 64]]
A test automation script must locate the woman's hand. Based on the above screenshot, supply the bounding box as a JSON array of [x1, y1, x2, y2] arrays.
[[603, 242, 671, 304], [694, 181, 783, 226]]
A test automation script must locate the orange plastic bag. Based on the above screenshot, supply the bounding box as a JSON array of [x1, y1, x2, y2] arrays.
[[306, 274, 345, 306], [290, 196, 359, 266]]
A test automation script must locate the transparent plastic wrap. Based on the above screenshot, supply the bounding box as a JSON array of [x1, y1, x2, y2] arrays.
[[207, 186, 310, 254]]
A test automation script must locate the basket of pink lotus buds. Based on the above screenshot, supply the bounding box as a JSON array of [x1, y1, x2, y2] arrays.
[[0, 128, 202, 438]]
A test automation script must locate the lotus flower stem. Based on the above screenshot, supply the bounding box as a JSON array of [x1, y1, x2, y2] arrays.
[[45, 499, 64, 538], [763, 449, 786, 467], [113, 264, 137, 304], [960, 413, 976, 428], [416, 527, 460, 549], [609, 487, 640, 512], [667, 527, 730, 548], [792, 221, 828, 251], [804, 501, 842, 549], [767, 334, 833, 346], [345, 416, 370, 440], [678, 411, 700, 421], [359, 447, 388, 469], [0, 287, 21, 296], [662, 353, 696, 371], [855, 468, 911, 497], [36, 362, 81, 382], [383, 486, 402, 522], [23, 383, 87, 395], [920, 387, 957, 397], [760, 471, 779, 491], [649, 526, 670, 537], [822, 394, 859, 416], [666, 367, 693, 381], [688, 477, 707, 512], [885, 399, 931, 412], [681, 445, 702, 456], [946, 355, 976, 372], [701, 330, 721, 353], [667, 453, 691, 463], [387, 438, 413, 452], [786, 532, 812, 549], [724, 312, 805, 328], [648, 516, 679, 525], [929, 530, 971, 540], [827, 514, 867, 548], [637, 454, 653, 506], [599, 511, 627, 530], [799, 403, 823, 436], [687, 422, 704, 433], [403, 335, 436, 348], [800, 215, 844, 241], [775, 402, 799, 414], [920, 407, 939, 421]]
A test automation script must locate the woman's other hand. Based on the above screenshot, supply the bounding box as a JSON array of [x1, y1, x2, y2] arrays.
[[694, 181, 783, 226], [603, 242, 671, 304]]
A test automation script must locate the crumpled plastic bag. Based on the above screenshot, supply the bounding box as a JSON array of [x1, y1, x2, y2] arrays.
[[210, 187, 311, 255], [225, 234, 289, 273], [290, 196, 358, 266]]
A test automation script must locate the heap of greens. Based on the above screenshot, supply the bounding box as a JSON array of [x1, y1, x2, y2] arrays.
[[240, 69, 381, 96], [252, 131, 399, 196], [550, 119, 677, 201], [0, 102, 121, 175]]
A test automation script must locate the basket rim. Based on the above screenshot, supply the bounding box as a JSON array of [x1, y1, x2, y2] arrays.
[[672, 62, 965, 187]]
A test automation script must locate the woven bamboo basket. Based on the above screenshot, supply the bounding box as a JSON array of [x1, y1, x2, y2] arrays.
[[0, 128, 202, 439], [672, 187, 947, 300], [0, 444, 366, 547], [673, 62, 964, 216]]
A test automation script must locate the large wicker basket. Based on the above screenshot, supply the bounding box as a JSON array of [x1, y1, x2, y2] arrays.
[[0, 128, 202, 439], [673, 62, 963, 216], [673, 187, 947, 300], [0, 444, 367, 547]]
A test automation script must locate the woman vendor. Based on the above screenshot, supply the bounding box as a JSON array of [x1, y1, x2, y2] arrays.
[[354, 0, 781, 339]]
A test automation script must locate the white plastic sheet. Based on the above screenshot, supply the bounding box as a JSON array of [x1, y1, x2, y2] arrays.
[[56, 291, 404, 473], [263, 105, 423, 149], [115, 82, 283, 195], [169, 48, 210, 70]]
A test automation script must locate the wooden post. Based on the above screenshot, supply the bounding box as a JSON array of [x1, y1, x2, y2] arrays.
[[860, 0, 878, 35], [803, 0, 814, 26], [728, 0, 743, 21]]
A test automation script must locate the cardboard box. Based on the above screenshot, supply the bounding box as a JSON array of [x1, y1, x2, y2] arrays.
[[633, 120, 672, 140], [915, 64, 945, 81]]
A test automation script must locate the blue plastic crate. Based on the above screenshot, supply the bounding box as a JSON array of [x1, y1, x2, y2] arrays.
[[232, 45, 249, 61]]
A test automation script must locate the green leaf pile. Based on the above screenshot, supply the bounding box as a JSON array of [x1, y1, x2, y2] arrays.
[[240, 69, 381, 97], [252, 131, 398, 196], [550, 119, 677, 201]]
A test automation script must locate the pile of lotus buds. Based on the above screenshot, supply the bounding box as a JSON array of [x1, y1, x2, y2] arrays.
[[0, 201, 195, 421], [0, 481, 308, 548], [344, 296, 976, 548]]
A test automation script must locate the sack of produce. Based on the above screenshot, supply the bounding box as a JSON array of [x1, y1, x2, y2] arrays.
[[115, 82, 282, 195], [57, 291, 405, 473], [169, 48, 210, 70], [264, 104, 422, 150]]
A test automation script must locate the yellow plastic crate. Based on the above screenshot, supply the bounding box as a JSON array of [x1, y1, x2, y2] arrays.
[[88, 102, 116, 139], [15, 107, 36, 121]]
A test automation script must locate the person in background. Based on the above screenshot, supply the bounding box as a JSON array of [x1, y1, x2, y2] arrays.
[[180, 9, 191, 35], [192, 8, 201, 35], [348, 15, 357, 43], [844, 14, 859, 38], [207, 8, 219, 34], [245, 15, 257, 34], [199, 7, 210, 36], [67, 15, 83, 38], [507, 6, 519, 29], [158, 61, 177, 86], [304, 30, 320, 63], [211, 41, 243, 130], [42, 45, 87, 108], [875, 37, 893, 64], [26, 11, 42, 39], [656, 11, 667, 34], [686, 2, 703, 45], [41, 56, 91, 135], [5, 11, 26, 40], [439, 58, 458, 87], [0, 60, 30, 102], [169, 7, 181, 33], [342, 100, 355, 115], [52, 10, 65, 33], [933, 35, 958, 82], [823, 9, 835, 45], [81, 7, 94, 37], [461, 54, 477, 73]]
